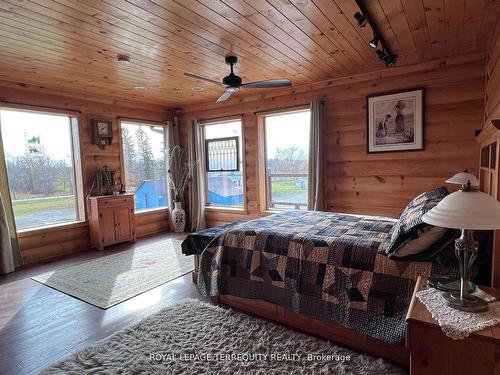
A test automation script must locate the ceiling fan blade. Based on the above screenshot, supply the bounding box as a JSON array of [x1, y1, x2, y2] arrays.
[[240, 79, 291, 89], [216, 90, 233, 103], [184, 72, 226, 87]]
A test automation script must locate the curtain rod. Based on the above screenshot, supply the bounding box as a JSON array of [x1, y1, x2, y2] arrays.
[[117, 116, 169, 126], [199, 114, 244, 125], [0, 100, 82, 116]]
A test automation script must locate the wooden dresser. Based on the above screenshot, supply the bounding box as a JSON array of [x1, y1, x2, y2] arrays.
[[406, 277, 500, 375], [88, 194, 136, 251]]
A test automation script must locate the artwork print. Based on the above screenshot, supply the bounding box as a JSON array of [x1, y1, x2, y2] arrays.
[[367, 89, 424, 153]]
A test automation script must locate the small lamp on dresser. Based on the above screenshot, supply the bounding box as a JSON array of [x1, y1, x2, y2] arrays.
[[422, 176, 500, 312]]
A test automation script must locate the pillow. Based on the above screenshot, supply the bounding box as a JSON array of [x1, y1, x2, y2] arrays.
[[384, 186, 449, 257], [388, 226, 447, 257]]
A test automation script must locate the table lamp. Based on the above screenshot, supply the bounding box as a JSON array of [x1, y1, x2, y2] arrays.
[[422, 179, 500, 312]]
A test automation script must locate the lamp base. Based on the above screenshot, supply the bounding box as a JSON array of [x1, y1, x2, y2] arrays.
[[442, 291, 488, 313], [428, 277, 476, 293]]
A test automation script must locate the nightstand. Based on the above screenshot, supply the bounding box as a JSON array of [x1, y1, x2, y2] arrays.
[[406, 276, 500, 375]]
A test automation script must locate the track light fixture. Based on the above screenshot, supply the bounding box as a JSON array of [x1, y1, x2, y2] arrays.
[[354, 12, 368, 27], [376, 49, 397, 68], [369, 34, 379, 49], [353, 2, 397, 68]]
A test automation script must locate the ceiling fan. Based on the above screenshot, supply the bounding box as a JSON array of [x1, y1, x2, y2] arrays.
[[184, 56, 292, 103]]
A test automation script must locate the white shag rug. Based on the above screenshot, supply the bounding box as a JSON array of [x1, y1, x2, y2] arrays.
[[32, 239, 193, 308], [40, 299, 407, 374]]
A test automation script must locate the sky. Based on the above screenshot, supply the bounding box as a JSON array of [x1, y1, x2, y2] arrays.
[[0, 109, 73, 162], [121, 122, 165, 159], [265, 110, 310, 159]]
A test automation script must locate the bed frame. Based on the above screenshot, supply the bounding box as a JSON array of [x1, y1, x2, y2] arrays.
[[191, 267, 409, 366]]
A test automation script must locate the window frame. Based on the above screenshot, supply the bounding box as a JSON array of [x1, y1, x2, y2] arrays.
[[257, 106, 311, 212], [118, 119, 171, 214], [200, 116, 246, 212], [0, 106, 85, 233]]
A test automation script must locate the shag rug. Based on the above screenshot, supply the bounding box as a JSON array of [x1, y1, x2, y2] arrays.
[[32, 239, 193, 308], [40, 299, 407, 374]]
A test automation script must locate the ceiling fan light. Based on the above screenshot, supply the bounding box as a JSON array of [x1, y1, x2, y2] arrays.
[[354, 12, 368, 27]]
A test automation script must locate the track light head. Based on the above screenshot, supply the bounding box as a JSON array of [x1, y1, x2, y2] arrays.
[[369, 34, 379, 49], [384, 54, 397, 68], [376, 49, 387, 59], [354, 12, 368, 27], [376, 49, 397, 68]]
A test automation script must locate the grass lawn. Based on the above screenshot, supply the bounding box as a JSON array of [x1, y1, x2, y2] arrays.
[[12, 196, 76, 217], [271, 180, 306, 197]]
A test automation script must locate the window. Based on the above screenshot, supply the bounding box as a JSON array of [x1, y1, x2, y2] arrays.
[[203, 119, 244, 208], [120, 121, 168, 212], [262, 109, 311, 210], [0, 108, 83, 230]]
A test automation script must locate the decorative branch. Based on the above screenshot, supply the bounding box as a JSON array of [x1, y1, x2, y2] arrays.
[[167, 145, 196, 202]]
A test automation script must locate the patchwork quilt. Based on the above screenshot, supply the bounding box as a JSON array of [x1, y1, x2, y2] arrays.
[[187, 211, 460, 345]]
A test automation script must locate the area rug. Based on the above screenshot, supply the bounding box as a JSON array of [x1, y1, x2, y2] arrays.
[[40, 299, 406, 374], [32, 239, 193, 308]]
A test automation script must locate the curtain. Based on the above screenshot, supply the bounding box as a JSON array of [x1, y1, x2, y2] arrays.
[[307, 100, 325, 211], [0, 123, 22, 274], [164, 120, 175, 231], [188, 119, 206, 232]]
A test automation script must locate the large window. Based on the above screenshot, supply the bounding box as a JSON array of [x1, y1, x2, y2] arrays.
[[262, 109, 311, 210], [203, 119, 244, 209], [120, 121, 168, 212], [0, 108, 83, 230]]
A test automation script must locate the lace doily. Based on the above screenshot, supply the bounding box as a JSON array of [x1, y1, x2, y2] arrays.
[[416, 287, 500, 340]]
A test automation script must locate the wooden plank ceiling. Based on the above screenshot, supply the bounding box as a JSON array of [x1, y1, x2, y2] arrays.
[[0, 0, 498, 107]]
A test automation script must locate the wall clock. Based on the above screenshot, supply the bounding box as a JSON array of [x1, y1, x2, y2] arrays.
[[92, 119, 113, 149]]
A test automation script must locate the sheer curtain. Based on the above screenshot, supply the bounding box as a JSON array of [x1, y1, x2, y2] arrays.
[[188, 119, 206, 232], [307, 100, 325, 211], [0, 122, 22, 274]]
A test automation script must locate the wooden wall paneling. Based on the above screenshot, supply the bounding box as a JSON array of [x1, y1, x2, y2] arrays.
[[135, 210, 172, 238], [17, 224, 90, 264], [0, 84, 172, 263], [181, 55, 485, 225]]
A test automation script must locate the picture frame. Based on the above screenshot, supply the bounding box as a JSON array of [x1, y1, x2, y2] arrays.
[[366, 88, 424, 153]]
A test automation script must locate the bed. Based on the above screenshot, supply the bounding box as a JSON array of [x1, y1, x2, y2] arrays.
[[182, 208, 464, 362]]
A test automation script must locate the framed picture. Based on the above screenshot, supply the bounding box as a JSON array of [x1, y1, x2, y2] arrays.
[[367, 88, 424, 153]]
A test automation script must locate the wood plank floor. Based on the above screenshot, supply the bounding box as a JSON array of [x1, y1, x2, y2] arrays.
[[0, 232, 209, 375]]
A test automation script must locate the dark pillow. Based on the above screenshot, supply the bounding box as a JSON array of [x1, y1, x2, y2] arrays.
[[385, 186, 449, 257], [387, 227, 459, 261]]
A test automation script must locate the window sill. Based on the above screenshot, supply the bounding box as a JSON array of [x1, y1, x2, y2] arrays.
[[135, 207, 170, 216], [17, 220, 87, 237], [205, 206, 246, 214]]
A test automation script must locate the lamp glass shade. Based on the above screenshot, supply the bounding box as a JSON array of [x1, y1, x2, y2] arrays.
[[445, 172, 479, 187], [422, 190, 500, 230]]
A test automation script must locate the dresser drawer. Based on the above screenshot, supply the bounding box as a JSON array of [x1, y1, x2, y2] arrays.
[[97, 196, 134, 208]]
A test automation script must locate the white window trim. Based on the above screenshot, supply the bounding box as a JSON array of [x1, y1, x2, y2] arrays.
[[118, 119, 171, 214], [258, 106, 311, 212], [0, 107, 85, 232], [200, 117, 246, 212]]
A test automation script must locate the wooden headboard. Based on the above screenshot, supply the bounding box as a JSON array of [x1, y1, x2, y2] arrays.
[[476, 119, 500, 288]]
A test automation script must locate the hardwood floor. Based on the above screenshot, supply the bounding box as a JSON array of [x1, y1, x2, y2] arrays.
[[0, 232, 209, 375]]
